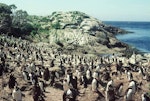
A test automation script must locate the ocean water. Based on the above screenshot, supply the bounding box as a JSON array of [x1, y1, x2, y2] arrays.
[[104, 21, 150, 53]]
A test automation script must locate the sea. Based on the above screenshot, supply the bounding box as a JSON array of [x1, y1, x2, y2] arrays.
[[104, 21, 150, 53]]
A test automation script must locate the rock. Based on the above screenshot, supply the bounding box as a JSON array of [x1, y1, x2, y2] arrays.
[[31, 11, 131, 54], [104, 25, 130, 35]]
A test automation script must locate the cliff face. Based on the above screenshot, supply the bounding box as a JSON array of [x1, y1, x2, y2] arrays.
[[32, 11, 128, 54]]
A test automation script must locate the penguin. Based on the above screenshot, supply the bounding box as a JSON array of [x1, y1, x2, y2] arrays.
[[63, 79, 69, 91], [22, 71, 29, 81], [32, 84, 43, 101], [39, 80, 45, 92], [105, 84, 115, 101], [8, 74, 16, 89], [63, 88, 77, 101], [128, 80, 136, 94], [72, 76, 78, 90], [125, 88, 133, 101], [50, 71, 56, 86], [81, 75, 88, 88], [102, 71, 111, 81], [106, 80, 113, 91], [127, 71, 133, 81], [66, 74, 71, 84], [29, 72, 33, 83], [86, 69, 92, 83], [92, 71, 99, 79], [55, 71, 60, 79], [115, 82, 123, 96], [141, 93, 150, 101], [66, 89, 73, 99], [138, 67, 145, 78], [95, 65, 101, 72], [12, 86, 22, 101], [43, 68, 50, 82], [91, 78, 98, 92]]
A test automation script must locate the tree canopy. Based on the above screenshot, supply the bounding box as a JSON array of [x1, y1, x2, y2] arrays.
[[0, 3, 12, 33], [0, 3, 12, 14], [0, 3, 34, 37]]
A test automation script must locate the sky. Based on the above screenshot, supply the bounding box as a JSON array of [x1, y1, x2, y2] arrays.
[[1, 0, 150, 21]]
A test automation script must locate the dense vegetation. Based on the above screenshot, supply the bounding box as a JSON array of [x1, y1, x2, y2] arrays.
[[0, 3, 34, 37]]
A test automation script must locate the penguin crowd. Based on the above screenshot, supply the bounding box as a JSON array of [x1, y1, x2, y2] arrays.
[[0, 34, 150, 101]]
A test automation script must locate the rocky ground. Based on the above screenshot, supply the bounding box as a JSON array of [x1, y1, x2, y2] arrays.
[[0, 61, 149, 101]]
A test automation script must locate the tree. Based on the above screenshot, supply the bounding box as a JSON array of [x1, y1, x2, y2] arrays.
[[52, 21, 61, 29], [12, 10, 28, 27], [0, 3, 12, 14], [0, 3, 12, 34], [0, 3, 34, 36], [12, 9, 34, 35], [9, 4, 17, 12]]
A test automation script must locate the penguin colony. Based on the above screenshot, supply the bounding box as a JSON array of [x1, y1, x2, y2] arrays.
[[0, 34, 150, 101]]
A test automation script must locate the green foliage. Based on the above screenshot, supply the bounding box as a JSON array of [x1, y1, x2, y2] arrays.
[[11, 8, 35, 36], [20, 23, 34, 33], [12, 10, 28, 27], [51, 12, 56, 15], [52, 22, 61, 29], [41, 17, 49, 22], [0, 3, 12, 33], [0, 3, 12, 14], [9, 4, 17, 13], [0, 3, 36, 37], [32, 23, 41, 31]]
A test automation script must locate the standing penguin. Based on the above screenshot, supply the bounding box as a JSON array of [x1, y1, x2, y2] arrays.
[[72, 76, 78, 90], [127, 71, 133, 81], [63, 79, 69, 91], [43, 68, 50, 83], [12, 86, 22, 101], [81, 75, 88, 88], [141, 92, 150, 101], [105, 80, 115, 101], [22, 71, 29, 81], [63, 88, 77, 101], [92, 71, 99, 79], [106, 80, 113, 91], [105, 85, 115, 101], [39, 80, 45, 92], [29, 72, 33, 83], [115, 82, 123, 97], [125, 88, 133, 101], [32, 84, 44, 101], [8, 74, 16, 89], [86, 69, 92, 84], [128, 80, 136, 94], [91, 78, 98, 92], [50, 71, 56, 86]]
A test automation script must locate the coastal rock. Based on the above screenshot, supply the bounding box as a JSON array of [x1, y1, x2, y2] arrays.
[[32, 11, 128, 54], [104, 25, 129, 35]]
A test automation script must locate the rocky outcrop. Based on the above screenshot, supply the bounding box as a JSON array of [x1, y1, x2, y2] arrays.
[[32, 11, 129, 54]]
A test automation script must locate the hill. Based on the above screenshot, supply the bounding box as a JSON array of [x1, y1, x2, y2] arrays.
[[28, 11, 130, 55]]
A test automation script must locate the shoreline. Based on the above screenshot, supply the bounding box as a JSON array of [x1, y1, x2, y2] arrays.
[[109, 21, 150, 54]]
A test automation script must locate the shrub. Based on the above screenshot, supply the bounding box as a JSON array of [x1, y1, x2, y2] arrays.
[[51, 22, 61, 29]]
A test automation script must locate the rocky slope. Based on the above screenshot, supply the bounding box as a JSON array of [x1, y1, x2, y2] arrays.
[[30, 11, 129, 55]]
